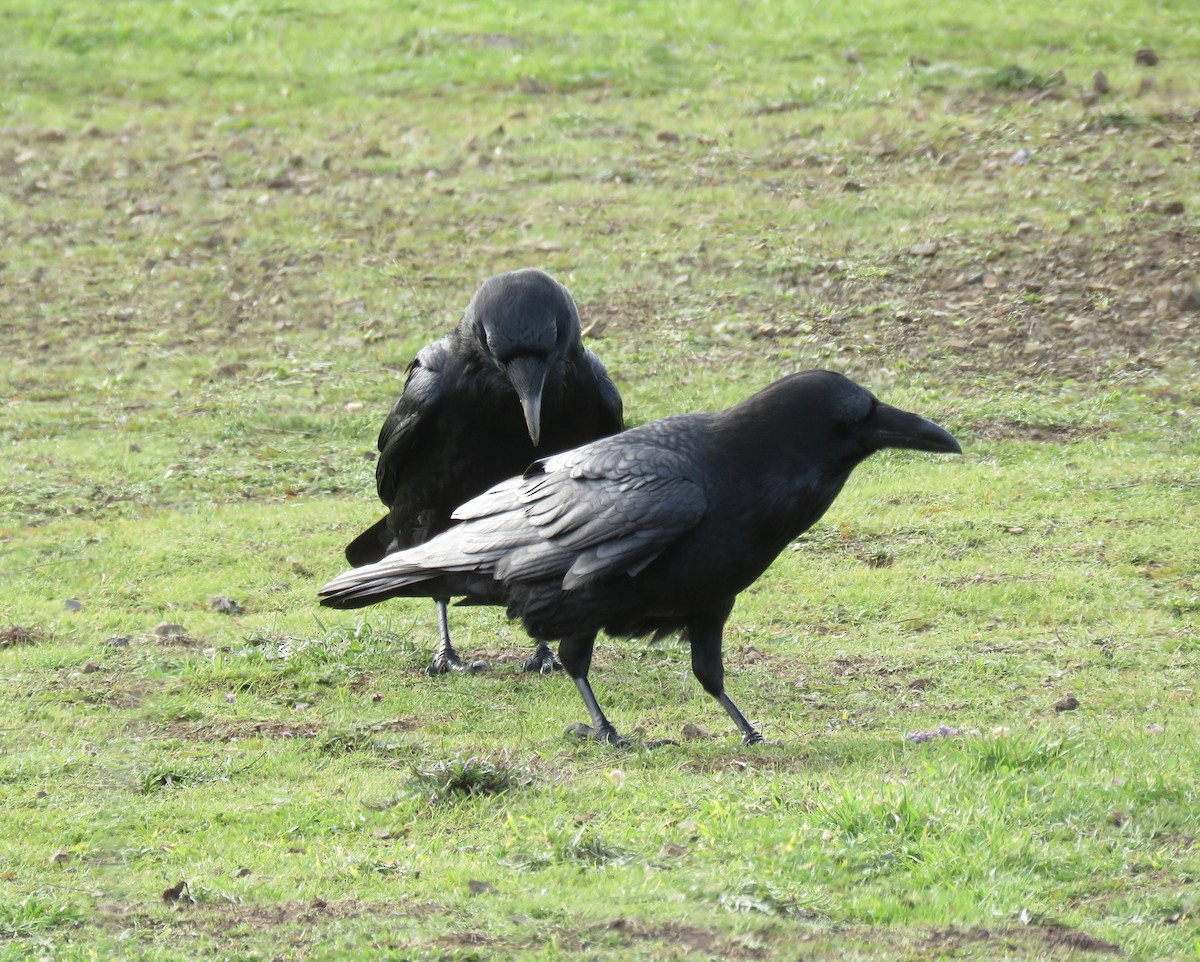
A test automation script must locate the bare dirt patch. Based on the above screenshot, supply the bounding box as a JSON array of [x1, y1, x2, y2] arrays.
[[95, 896, 428, 937], [742, 223, 1200, 385], [160, 719, 322, 742], [598, 917, 770, 959], [923, 923, 1122, 956], [0, 624, 46, 648], [968, 420, 1107, 442]]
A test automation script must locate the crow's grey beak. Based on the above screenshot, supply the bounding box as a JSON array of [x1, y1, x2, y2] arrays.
[[870, 403, 961, 455], [505, 355, 547, 447]]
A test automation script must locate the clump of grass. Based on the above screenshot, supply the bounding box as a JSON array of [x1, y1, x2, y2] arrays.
[[0, 895, 83, 937], [138, 764, 229, 794], [716, 880, 826, 919], [815, 787, 942, 842], [317, 730, 378, 756], [506, 822, 632, 870], [957, 732, 1075, 774], [406, 754, 529, 803], [552, 825, 631, 867], [983, 64, 1065, 92]]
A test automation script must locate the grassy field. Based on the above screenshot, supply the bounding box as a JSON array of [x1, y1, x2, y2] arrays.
[[2, 1, 1199, 959]]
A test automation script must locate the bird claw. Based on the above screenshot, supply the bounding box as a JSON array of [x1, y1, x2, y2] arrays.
[[565, 722, 629, 748], [427, 653, 489, 676], [742, 730, 765, 746], [522, 646, 562, 674]]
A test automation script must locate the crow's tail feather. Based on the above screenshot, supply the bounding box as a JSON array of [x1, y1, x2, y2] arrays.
[[344, 516, 393, 566]]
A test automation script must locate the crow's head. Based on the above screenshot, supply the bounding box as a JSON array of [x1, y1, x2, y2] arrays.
[[466, 269, 583, 446], [754, 370, 961, 470]]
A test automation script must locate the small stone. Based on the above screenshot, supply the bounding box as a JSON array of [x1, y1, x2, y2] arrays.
[[468, 880, 498, 897], [1177, 287, 1200, 312], [209, 595, 244, 615], [1055, 694, 1080, 712], [64, 599, 83, 612], [1134, 48, 1159, 67], [162, 880, 195, 904], [1091, 70, 1111, 95], [81, 661, 102, 674]]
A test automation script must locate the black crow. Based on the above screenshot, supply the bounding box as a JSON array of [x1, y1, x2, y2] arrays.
[[323, 371, 959, 745], [343, 268, 623, 674]]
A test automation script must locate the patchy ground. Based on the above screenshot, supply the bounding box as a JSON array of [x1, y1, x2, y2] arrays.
[[2, 4, 1198, 961]]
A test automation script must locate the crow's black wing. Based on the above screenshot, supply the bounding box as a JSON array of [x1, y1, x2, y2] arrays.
[[375, 339, 449, 506], [583, 348, 625, 437], [451, 420, 708, 590]]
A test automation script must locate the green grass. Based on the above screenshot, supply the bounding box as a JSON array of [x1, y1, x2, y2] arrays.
[[2, 0, 1199, 959]]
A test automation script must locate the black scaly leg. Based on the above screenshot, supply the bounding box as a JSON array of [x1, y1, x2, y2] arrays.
[[687, 614, 764, 745], [557, 632, 627, 747], [427, 599, 488, 675]]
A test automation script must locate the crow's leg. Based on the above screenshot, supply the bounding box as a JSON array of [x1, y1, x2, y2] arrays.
[[427, 599, 488, 675], [522, 643, 561, 674], [557, 633, 627, 747], [688, 618, 764, 745]]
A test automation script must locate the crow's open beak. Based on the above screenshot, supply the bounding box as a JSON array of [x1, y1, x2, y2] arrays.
[[869, 403, 962, 455], [505, 355, 547, 447]]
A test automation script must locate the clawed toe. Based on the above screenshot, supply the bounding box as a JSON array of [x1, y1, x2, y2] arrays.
[[522, 647, 562, 674], [428, 653, 489, 675], [565, 722, 629, 748]]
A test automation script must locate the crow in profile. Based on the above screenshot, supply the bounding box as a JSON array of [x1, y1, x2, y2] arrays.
[[343, 268, 623, 674], [323, 371, 959, 745]]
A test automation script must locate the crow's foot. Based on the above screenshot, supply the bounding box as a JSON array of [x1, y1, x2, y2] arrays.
[[742, 730, 765, 746], [427, 651, 489, 676], [522, 644, 561, 674], [565, 721, 629, 748]]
